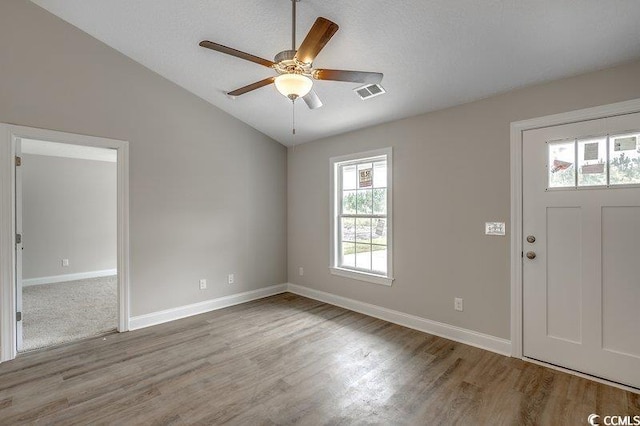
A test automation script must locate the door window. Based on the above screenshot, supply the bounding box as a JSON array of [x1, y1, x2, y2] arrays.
[[547, 131, 640, 189]]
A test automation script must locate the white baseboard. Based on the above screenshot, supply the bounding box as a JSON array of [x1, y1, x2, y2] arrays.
[[287, 283, 512, 356], [129, 283, 288, 331], [22, 269, 118, 287]]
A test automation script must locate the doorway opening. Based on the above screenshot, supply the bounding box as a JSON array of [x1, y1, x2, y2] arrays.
[[18, 139, 118, 351], [0, 125, 130, 362]]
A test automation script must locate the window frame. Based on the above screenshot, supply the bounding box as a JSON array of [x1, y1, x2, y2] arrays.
[[330, 147, 394, 286]]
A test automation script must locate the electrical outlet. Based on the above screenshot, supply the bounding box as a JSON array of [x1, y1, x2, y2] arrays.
[[199, 279, 207, 290], [454, 297, 463, 312], [62, 259, 69, 267], [228, 274, 234, 284], [299, 267, 304, 276]]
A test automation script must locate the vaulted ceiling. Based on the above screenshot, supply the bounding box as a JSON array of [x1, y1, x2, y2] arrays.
[[31, 0, 640, 145]]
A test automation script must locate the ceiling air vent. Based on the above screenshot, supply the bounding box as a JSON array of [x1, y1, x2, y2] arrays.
[[354, 83, 386, 100]]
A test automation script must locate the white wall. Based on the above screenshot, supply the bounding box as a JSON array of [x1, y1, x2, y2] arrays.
[[0, 0, 287, 317], [22, 153, 117, 281], [288, 59, 640, 340]]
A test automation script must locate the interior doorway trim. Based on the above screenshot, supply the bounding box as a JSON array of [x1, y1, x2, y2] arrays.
[[510, 98, 640, 359], [0, 124, 130, 362]]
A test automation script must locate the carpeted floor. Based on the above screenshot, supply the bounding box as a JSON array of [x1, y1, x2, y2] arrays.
[[22, 275, 117, 351]]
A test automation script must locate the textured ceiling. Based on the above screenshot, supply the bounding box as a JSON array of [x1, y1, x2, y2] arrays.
[[31, 0, 640, 145]]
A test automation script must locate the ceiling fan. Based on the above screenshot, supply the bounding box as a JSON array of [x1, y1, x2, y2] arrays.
[[199, 0, 383, 110]]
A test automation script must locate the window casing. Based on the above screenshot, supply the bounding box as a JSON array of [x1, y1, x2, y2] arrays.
[[330, 148, 393, 286]]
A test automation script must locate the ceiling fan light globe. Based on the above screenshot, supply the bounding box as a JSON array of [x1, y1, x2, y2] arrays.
[[275, 74, 313, 99]]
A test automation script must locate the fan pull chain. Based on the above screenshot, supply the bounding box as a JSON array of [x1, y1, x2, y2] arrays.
[[292, 99, 296, 146]]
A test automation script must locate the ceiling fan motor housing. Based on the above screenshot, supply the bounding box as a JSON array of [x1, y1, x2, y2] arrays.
[[274, 50, 296, 64], [274, 49, 313, 77]]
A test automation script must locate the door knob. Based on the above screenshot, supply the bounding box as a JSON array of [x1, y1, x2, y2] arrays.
[[526, 235, 536, 244], [526, 251, 536, 260]]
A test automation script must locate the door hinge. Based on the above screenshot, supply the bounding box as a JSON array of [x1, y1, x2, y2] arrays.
[[16, 233, 22, 244], [521, 251, 524, 258], [15, 156, 21, 167], [16, 312, 22, 321]]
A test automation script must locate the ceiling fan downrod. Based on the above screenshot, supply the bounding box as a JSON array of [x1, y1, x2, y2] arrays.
[[291, 0, 297, 51]]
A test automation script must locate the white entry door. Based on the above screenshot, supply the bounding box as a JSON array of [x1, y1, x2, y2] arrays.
[[523, 112, 640, 389]]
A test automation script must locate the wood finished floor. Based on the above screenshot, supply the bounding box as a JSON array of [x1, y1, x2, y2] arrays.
[[0, 293, 638, 425]]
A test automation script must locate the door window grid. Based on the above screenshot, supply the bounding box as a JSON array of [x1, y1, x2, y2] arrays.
[[547, 131, 640, 189]]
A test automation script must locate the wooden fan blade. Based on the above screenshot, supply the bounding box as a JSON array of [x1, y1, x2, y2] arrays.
[[313, 69, 383, 84], [294, 17, 339, 64], [302, 89, 323, 110], [199, 41, 275, 68], [227, 77, 276, 97]]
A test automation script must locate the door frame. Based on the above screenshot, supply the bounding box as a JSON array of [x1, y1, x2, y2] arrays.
[[0, 124, 130, 362], [510, 98, 640, 360]]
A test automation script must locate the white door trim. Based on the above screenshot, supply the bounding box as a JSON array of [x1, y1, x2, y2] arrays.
[[510, 98, 640, 359], [0, 124, 130, 362]]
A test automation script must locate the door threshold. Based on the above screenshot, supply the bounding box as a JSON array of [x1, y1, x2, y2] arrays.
[[18, 329, 118, 355], [523, 356, 640, 395]]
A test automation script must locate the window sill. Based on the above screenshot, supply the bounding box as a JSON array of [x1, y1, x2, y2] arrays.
[[329, 267, 394, 286]]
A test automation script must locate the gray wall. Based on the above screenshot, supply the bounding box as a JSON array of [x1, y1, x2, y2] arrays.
[[288, 59, 640, 340], [22, 154, 117, 280], [0, 0, 287, 316]]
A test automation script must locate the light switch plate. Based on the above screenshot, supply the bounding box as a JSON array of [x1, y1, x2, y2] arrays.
[[485, 222, 505, 236]]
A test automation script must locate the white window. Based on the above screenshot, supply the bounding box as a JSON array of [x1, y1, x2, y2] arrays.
[[330, 148, 393, 286]]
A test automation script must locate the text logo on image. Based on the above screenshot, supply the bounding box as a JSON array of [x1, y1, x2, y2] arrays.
[[588, 414, 640, 426]]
